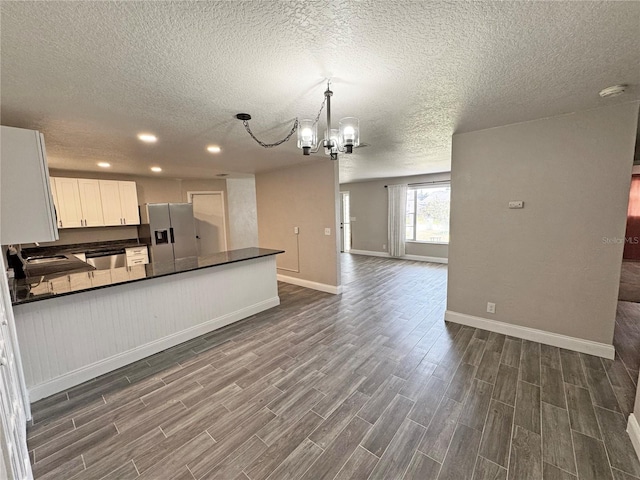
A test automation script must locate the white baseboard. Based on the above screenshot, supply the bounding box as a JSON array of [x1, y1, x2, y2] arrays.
[[444, 310, 615, 359], [628, 414, 640, 461], [349, 249, 448, 264], [277, 274, 342, 295], [28, 297, 280, 401]]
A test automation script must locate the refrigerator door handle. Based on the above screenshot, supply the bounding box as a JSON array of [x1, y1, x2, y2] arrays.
[[169, 227, 175, 244]]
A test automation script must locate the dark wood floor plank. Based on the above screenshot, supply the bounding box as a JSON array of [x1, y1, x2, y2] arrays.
[[299, 416, 371, 480], [445, 362, 476, 403], [358, 375, 406, 424], [565, 383, 601, 439], [492, 364, 518, 406], [333, 446, 379, 480], [541, 402, 576, 475], [540, 344, 562, 370], [459, 379, 493, 431], [603, 357, 638, 416], [500, 337, 521, 369], [583, 366, 621, 413], [541, 365, 566, 409], [572, 430, 614, 480], [406, 375, 447, 427], [476, 351, 501, 385], [202, 435, 267, 480], [402, 452, 440, 480], [560, 350, 588, 388], [417, 396, 462, 463], [543, 462, 577, 480], [514, 380, 541, 434], [367, 418, 426, 480], [246, 410, 323, 480], [308, 390, 369, 449], [594, 406, 640, 477], [361, 394, 414, 457], [263, 438, 322, 480], [99, 460, 139, 480], [478, 400, 514, 468], [519, 340, 541, 385], [472, 456, 507, 480], [438, 423, 482, 480], [508, 426, 542, 480]]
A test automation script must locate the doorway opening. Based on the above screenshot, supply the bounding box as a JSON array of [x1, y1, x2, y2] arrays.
[[340, 191, 351, 253], [187, 191, 228, 256]]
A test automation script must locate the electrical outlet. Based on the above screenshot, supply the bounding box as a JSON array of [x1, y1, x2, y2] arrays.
[[324, 228, 331, 236], [383, 244, 387, 250], [487, 302, 496, 314], [508, 201, 524, 209], [294, 226, 299, 234]]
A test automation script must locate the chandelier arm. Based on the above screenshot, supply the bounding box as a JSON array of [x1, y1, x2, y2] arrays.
[[241, 118, 299, 148]]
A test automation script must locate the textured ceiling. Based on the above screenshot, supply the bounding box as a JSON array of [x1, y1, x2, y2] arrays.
[[1, 1, 639, 183]]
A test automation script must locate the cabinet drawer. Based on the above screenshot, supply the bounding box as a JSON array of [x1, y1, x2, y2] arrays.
[[127, 254, 148, 266], [126, 247, 148, 257]]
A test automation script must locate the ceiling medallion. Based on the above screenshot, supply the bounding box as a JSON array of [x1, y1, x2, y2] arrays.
[[236, 80, 360, 161]]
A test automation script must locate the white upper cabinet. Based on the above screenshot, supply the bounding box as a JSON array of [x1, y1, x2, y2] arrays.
[[0, 126, 58, 244], [51, 177, 139, 228], [77, 179, 104, 227], [52, 177, 83, 228], [119, 181, 140, 225], [98, 180, 122, 226]]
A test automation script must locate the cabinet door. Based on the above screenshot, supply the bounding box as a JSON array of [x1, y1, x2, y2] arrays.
[[49, 178, 60, 229], [69, 272, 91, 292], [99, 180, 123, 226], [0, 126, 58, 244], [110, 267, 129, 284], [128, 265, 146, 280], [53, 178, 83, 228], [118, 181, 140, 225], [77, 179, 104, 227], [49, 276, 71, 294], [90, 270, 112, 287]]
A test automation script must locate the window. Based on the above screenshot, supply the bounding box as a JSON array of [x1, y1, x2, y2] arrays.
[[405, 184, 451, 243]]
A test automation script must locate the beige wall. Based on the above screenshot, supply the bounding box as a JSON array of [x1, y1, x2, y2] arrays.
[[46, 169, 228, 246], [448, 102, 639, 345], [226, 178, 259, 250], [340, 173, 450, 259], [256, 161, 340, 287]]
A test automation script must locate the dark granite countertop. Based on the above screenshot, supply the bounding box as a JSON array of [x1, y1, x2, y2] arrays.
[[12, 247, 283, 306], [21, 239, 146, 258]]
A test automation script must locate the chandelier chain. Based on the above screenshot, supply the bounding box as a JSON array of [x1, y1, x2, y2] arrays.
[[241, 118, 299, 148], [240, 92, 327, 149]]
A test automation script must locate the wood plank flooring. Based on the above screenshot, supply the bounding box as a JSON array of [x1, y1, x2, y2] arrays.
[[27, 254, 640, 479]]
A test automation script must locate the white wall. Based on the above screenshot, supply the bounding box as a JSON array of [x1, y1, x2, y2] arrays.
[[226, 177, 259, 250], [447, 102, 639, 347]]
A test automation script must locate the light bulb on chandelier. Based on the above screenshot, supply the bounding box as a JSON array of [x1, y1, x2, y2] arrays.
[[235, 81, 360, 161]]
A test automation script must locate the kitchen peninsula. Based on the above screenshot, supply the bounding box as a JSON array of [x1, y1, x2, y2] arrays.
[[12, 247, 283, 401]]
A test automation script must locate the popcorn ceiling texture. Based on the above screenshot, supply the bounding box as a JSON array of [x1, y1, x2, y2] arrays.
[[1, 1, 638, 182]]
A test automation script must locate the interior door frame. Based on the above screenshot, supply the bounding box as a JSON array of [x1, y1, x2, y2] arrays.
[[340, 191, 351, 253], [186, 191, 229, 252]]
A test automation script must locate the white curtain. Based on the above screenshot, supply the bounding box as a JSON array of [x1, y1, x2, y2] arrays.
[[387, 184, 408, 257]]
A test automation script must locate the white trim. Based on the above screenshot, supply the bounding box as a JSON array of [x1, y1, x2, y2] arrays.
[[444, 310, 615, 359], [277, 274, 342, 295], [349, 249, 448, 264], [28, 297, 280, 401], [628, 413, 640, 462]]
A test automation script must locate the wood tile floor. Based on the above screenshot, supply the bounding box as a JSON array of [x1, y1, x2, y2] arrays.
[[28, 254, 640, 479]]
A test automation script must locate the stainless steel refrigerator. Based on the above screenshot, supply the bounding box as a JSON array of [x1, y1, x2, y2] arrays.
[[139, 203, 198, 265]]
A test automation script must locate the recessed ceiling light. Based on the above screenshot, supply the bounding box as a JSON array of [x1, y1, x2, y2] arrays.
[[599, 84, 627, 98], [150, 166, 162, 172], [138, 133, 158, 143], [207, 145, 222, 154], [97, 162, 111, 168]]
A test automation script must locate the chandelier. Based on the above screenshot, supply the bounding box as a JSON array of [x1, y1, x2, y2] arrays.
[[236, 81, 360, 161]]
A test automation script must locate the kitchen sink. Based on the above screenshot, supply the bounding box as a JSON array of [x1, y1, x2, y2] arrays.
[[26, 255, 68, 264]]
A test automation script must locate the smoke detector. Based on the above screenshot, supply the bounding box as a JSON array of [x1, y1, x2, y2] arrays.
[[599, 84, 627, 98]]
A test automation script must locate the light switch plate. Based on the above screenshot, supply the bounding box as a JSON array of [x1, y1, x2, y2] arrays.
[[324, 228, 331, 236]]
